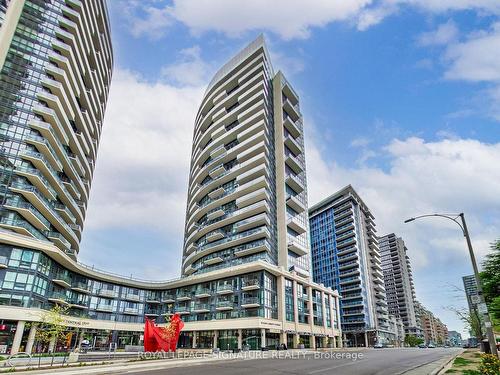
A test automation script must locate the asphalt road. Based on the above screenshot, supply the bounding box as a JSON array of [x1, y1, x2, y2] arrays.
[[118, 348, 462, 375]]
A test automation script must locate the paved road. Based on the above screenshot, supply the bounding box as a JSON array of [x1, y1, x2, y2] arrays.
[[118, 348, 462, 375]]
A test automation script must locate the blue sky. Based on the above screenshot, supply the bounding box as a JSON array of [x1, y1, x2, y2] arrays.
[[79, 1, 500, 337]]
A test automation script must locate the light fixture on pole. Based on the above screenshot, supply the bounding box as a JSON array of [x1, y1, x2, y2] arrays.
[[404, 213, 498, 357]]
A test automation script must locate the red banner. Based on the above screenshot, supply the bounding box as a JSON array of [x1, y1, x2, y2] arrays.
[[144, 314, 184, 352]]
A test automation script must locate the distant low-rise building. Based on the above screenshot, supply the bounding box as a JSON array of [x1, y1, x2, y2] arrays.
[[414, 301, 448, 345], [448, 331, 463, 347]]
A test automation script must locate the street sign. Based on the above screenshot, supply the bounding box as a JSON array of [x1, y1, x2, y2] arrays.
[[471, 295, 480, 304]]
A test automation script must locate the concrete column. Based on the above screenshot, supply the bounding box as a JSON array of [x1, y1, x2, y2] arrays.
[[11, 321, 25, 355], [310, 335, 316, 350], [307, 286, 313, 330], [237, 329, 242, 350], [364, 332, 368, 348], [292, 280, 299, 325], [322, 336, 328, 348], [192, 331, 197, 349], [328, 295, 335, 330], [48, 335, 56, 352], [321, 291, 327, 328], [338, 334, 343, 348], [332, 336, 337, 348], [260, 328, 266, 349], [213, 330, 218, 349], [26, 324, 37, 354], [277, 275, 286, 323], [293, 333, 300, 349], [279, 332, 286, 347], [77, 329, 85, 350]]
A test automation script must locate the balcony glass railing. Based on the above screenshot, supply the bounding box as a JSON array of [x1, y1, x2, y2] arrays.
[[4, 197, 51, 228], [13, 165, 57, 197], [241, 297, 259, 305], [49, 291, 68, 301], [196, 227, 268, 254], [0, 215, 46, 241], [216, 300, 233, 308], [241, 278, 260, 288], [216, 284, 234, 293]]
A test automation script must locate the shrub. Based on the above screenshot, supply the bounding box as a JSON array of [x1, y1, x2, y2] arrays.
[[479, 354, 500, 375]]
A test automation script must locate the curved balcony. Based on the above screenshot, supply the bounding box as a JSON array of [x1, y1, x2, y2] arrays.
[[184, 226, 270, 267]]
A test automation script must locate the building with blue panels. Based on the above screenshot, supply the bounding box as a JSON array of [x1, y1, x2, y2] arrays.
[[309, 185, 395, 347]]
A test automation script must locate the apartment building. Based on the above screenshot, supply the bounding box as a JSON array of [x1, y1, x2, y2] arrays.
[[309, 185, 392, 347], [379, 233, 422, 338], [414, 301, 448, 345]]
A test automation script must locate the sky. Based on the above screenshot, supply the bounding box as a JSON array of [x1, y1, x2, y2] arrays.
[[79, 0, 500, 338]]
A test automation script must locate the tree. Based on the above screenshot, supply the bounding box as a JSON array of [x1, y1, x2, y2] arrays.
[[404, 335, 423, 347], [448, 306, 485, 341], [31, 304, 70, 353], [480, 239, 500, 332]]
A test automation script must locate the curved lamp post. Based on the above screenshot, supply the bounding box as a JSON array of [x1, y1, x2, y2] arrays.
[[404, 213, 498, 356]]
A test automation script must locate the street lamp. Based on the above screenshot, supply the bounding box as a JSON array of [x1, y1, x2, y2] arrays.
[[404, 213, 498, 357]]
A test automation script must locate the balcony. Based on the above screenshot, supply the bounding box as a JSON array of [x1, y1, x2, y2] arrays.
[[287, 216, 306, 235], [193, 304, 210, 313], [206, 230, 225, 242], [161, 294, 176, 303], [286, 195, 305, 214], [241, 278, 260, 291], [284, 134, 301, 155], [184, 264, 196, 275], [285, 153, 302, 174], [209, 164, 226, 179], [95, 304, 114, 312], [3, 197, 51, 232], [71, 281, 91, 294], [98, 289, 118, 298], [283, 115, 300, 139], [52, 273, 71, 288], [124, 293, 142, 302], [145, 309, 161, 316], [236, 187, 268, 209], [145, 295, 161, 304], [14, 165, 57, 201], [285, 174, 304, 194], [288, 241, 308, 256], [234, 240, 269, 258], [241, 297, 260, 308], [216, 284, 234, 295], [0, 215, 45, 241], [123, 307, 140, 315], [48, 291, 69, 305], [216, 300, 233, 311], [204, 256, 223, 265], [283, 97, 300, 122], [24, 133, 63, 172], [194, 288, 211, 298], [208, 186, 225, 199], [207, 207, 225, 221], [47, 231, 71, 250], [176, 292, 192, 301], [69, 299, 89, 309]]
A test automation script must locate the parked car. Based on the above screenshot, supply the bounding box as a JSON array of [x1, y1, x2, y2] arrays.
[[374, 343, 384, 349], [418, 344, 427, 348], [428, 344, 436, 348]]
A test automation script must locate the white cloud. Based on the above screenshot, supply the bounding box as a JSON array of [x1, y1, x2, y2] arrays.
[[417, 20, 459, 46], [306, 133, 500, 269], [84, 69, 204, 237], [161, 46, 213, 86], [170, 0, 373, 39], [123, 2, 174, 39], [444, 22, 500, 82]]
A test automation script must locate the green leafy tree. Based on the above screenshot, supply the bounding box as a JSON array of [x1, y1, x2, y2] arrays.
[[404, 335, 424, 347], [480, 239, 500, 332], [29, 304, 69, 353]]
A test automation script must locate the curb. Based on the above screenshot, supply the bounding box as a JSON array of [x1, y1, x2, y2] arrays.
[[431, 349, 464, 375]]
